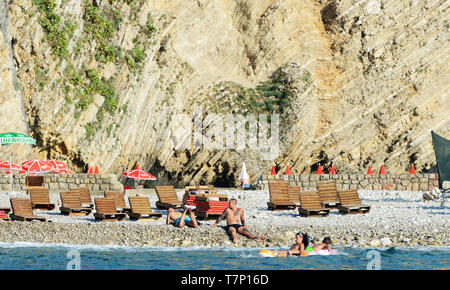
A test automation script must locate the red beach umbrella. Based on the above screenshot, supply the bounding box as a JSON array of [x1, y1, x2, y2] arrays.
[[329, 164, 336, 174], [0, 161, 22, 171], [45, 160, 68, 173], [379, 164, 386, 174], [271, 165, 276, 175], [316, 164, 323, 174], [21, 160, 52, 174], [410, 165, 416, 174], [122, 164, 156, 181], [94, 165, 100, 174], [284, 165, 291, 175], [87, 165, 93, 174], [367, 165, 373, 175]]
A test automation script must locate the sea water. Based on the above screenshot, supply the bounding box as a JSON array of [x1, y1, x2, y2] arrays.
[[0, 242, 449, 270]]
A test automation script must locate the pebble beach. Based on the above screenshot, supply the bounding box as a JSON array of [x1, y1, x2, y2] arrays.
[[0, 189, 448, 249]]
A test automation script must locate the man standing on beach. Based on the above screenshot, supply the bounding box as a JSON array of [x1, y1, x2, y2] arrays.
[[210, 198, 265, 243]]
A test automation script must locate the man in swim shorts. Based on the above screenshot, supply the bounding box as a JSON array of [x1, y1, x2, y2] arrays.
[[166, 206, 199, 228], [210, 198, 265, 243]]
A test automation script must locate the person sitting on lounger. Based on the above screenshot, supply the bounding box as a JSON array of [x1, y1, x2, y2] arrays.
[[273, 232, 312, 257], [166, 205, 199, 228], [312, 236, 332, 252], [210, 198, 265, 243]]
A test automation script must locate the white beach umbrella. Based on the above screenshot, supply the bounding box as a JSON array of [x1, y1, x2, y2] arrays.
[[238, 162, 249, 185]]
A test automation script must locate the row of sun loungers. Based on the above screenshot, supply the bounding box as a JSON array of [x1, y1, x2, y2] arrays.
[[268, 180, 371, 216], [5, 187, 164, 222], [4, 181, 370, 221]]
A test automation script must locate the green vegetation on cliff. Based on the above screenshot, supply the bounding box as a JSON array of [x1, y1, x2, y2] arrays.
[[33, 0, 70, 58]]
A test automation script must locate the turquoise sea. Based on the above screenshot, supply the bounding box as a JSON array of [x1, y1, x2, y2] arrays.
[[0, 243, 449, 270]]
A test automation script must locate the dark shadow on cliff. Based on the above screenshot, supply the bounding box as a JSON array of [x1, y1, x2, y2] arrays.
[[213, 161, 236, 188]]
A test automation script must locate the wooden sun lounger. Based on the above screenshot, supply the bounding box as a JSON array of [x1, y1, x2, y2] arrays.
[[298, 191, 330, 217], [104, 191, 131, 213], [9, 198, 46, 222], [28, 187, 55, 210], [288, 185, 301, 204], [59, 191, 93, 216], [26, 175, 44, 190], [71, 187, 94, 208], [337, 189, 371, 214], [93, 198, 126, 221], [317, 181, 341, 208], [267, 180, 297, 210], [128, 196, 162, 221], [155, 185, 183, 209]]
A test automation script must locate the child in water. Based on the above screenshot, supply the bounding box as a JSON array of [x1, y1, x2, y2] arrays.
[[312, 237, 332, 252]]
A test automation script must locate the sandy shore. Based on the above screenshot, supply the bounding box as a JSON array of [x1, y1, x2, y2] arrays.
[[0, 189, 448, 248]]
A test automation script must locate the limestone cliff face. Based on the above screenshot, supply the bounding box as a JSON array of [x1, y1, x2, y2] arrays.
[[0, 0, 448, 187]]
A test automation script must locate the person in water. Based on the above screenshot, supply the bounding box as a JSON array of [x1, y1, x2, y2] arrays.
[[312, 237, 332, 252], [210, 198, 266, 243], [166, 205, 199, 228], [274, 232, 314, 257]]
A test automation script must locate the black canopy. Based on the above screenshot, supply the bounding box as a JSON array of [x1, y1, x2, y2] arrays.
[[431, 131, 450, 188]]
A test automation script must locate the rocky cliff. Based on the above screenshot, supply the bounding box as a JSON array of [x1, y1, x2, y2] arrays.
[[0, 0, 448, 187]]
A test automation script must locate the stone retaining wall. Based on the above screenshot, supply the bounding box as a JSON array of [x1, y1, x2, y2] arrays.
[[259, 173, 440, 191], [0, 174, 124, 195]]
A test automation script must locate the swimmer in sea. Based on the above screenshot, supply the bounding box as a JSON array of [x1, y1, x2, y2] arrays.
[[312, 237, 332, 252], [273, 232, 314, 257], [210, 198, 266, 243], [166, 205, 199, 228]]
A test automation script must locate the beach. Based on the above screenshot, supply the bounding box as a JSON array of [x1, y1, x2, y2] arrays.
[[0, 189, 448, 249]]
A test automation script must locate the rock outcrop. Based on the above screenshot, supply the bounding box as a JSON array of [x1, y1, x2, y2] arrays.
[[0, 0, 448, 187]]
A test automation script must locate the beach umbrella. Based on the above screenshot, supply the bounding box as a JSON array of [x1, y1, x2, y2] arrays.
[[379, 164, 386, 174], [0, 161, 21, 171], [21, 160, 52, 174], [87, 165, 93, 174], [410, 165, 416, 174], [45, 160, 68, 173], [238, 163, 249, 187], [0, 132, 36, 191], [94, 165, 100, 174], [271, 165, 276, 175], [329, 164, 336, 175], [367, 165, 373, 174], [122, 164, 156, 181], [122, 163, 156, 189], [284, 165, 291, 175], [316, 163, 323, 174]]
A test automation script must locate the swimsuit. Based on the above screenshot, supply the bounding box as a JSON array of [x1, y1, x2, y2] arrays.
[[175, 216, 192, 226], [227, 224, 242, 232]]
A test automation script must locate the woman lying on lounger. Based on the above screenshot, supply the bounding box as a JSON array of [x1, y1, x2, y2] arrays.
[[166, 205, 199, 228]]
